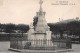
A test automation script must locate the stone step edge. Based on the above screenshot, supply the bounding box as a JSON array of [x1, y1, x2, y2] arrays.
[[8, 48, 73, 52], [8, 48, 22, 52]]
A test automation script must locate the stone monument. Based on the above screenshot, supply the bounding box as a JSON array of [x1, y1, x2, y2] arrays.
[[28, 0, 51, 40], [28, 0, 52, 47], [9, 0, 72, 51]]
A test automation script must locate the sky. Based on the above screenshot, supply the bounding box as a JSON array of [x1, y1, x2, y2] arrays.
[[0, 0, 80, 24]]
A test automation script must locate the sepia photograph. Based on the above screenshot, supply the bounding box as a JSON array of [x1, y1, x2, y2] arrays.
[[0, 0, 80, 53]]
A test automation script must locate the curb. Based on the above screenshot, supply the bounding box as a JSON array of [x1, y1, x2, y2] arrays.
[[8, 48, 22, 52], [8, 48, 72, 53]]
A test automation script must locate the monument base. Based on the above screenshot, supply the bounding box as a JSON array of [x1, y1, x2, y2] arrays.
[[8, 48, 72, 52]]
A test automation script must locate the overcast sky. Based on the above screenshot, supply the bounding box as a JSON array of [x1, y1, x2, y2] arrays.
[[0, 0, 80, 24]]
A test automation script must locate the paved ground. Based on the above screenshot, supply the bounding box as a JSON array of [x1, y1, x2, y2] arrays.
[[0, 41, 80, 53], [0, 41, 10, 52]]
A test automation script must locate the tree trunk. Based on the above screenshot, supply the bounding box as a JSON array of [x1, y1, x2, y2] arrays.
[[22, 31, 23, 37], [60, 33, 63, 39], [79, 35, 80, 42], [60, 31, 64, 39]]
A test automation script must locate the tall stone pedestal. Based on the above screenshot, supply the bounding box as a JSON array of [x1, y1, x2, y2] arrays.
[[28, 30, 53, 48]]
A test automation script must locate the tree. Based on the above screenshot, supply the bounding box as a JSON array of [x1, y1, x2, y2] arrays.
[[17, 24, 29, 33], [33, 16, 38, 30], [48, 23, 67, 38], [16, 24, 29, 37], [5, 23, 16, 33], [49, 21, 80, 41], [67, 21, 80, 42]]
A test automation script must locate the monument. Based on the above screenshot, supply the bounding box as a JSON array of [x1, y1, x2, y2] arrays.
[[9, 0, 72, 52], [28, 0, 52, 47], [28, 0, 51, 40]]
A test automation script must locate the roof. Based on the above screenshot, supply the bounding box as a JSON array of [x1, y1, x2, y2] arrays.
[[56, 19, 80, 24]]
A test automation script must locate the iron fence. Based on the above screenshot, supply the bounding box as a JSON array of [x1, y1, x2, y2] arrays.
[[10, 37, 72, 50]]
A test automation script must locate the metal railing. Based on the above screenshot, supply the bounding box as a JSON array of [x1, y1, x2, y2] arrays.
[[10, 37, 72, 50]]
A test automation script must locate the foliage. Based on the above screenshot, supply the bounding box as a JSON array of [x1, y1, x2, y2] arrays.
[[33, 16, 38, 30], [0, 23, 29, 33], [48, 21, 80, 39], [16, 24, 29, 33]]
